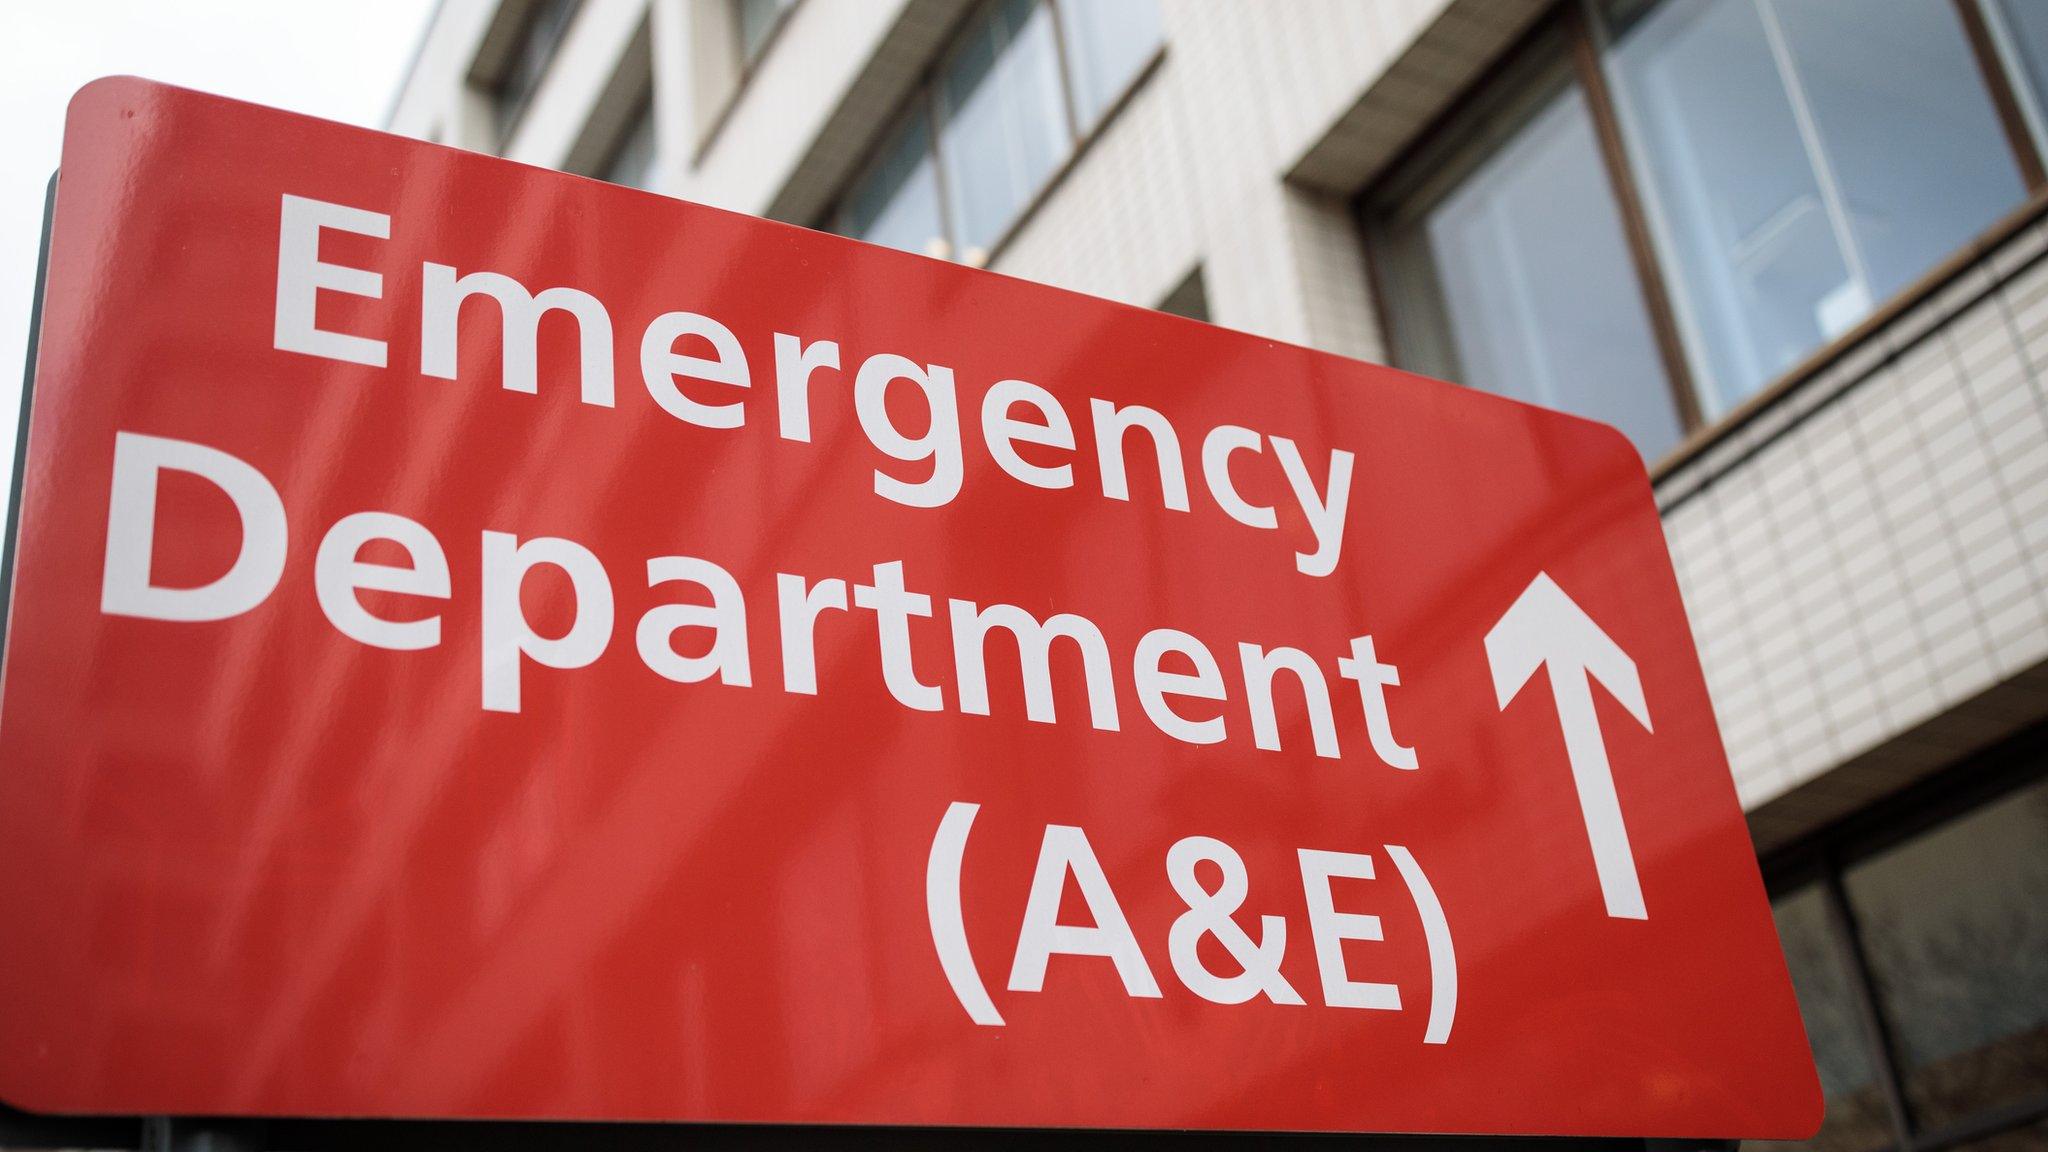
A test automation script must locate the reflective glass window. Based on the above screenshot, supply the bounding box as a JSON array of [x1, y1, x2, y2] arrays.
[[1602, 0, 2026, 412], [600, 100, 657, 190], [1764, 885, 1891, 1152], [1983, 0, 2048, 151], [1378, 52, 1684, 460], [1058, 0, 1164, 128], [836, 110, 949, 258], [939, 0, 1072, 261], [1842, 778, 2048, 1131]]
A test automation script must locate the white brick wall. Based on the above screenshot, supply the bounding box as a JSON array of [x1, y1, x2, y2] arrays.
[[1659, 221, 2048, 809], [990, 0, 1428, 337]]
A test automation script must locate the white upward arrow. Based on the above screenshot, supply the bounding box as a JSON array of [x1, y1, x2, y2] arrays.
[[1484, 572, 1653, 920]]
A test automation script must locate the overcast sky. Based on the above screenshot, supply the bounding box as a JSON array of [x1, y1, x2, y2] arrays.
[[0, 0, 437, 503]]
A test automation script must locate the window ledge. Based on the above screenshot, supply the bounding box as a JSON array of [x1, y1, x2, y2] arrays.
[[1650, 187, 2048, 508]]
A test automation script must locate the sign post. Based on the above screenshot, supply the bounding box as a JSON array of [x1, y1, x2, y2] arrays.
[[0, 78, 1819, 1143]]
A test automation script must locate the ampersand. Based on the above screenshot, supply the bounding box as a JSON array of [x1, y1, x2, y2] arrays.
[[1166, 836, 1305, 1005]]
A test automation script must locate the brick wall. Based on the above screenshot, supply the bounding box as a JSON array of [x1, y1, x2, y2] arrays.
[[1658, 218, 2048, 810]]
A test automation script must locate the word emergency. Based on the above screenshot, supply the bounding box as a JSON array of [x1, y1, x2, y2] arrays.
[[274, 195, 1358, 578]]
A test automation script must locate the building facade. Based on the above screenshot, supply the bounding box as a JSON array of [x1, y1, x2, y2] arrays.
[[388, 2, 2048, 1148]]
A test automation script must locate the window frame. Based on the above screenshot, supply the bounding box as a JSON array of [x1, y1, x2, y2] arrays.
[[478, 0, 586, 149], [820, 0, 1167, 266], [1358, 0, 2048, 478], [1760, 727, 2048, 1152]]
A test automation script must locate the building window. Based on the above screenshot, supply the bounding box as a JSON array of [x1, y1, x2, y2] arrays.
[[938, 0, 1071, 257], [1058, 0, 1166, 130], [837, 108, 949, 258], [736, 0, 797, 66], [600, 98, 657, 190], [1769, 884, 1892, 1151], [1981, 0, 2048, 159], [1365, 0, 2047, 463], [1158, 267, 1210, 322], [828, 0, 1164, 263], [483, 0, 582, 144], [1370, 32, 1686, 460], [1839, 780, 2048, 1136], [1600, 0, 2027, 415], [1755, 751, 2048, 1152]]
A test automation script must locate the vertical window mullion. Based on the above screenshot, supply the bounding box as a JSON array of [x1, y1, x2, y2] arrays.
[[1355, 215, 1408, 372], [1565, 0, 1707, 433], [1820, 864, 1920, 1151], [1040, 0, 1086, 144], [1751, 0, 1875, 304], [1953, 0, 2048, 191]]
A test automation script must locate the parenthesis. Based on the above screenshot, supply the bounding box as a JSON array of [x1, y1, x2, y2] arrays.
[[1385, 844, 1456, 1045], [927, 801, 1004, 1026]]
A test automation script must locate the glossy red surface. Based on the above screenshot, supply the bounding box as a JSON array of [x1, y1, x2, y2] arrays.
[[0, 78, 1820, 1137]]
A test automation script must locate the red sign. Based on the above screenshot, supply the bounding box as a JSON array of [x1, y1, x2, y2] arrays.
[[0, 78, 1820, 1138]]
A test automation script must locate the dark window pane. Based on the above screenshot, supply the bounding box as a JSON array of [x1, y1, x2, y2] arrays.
[[1607, 0, 1838, 411], [938, 0, 1071, 260], [837, 110, 948, 258], [1603, 0, 2024, 413], [493, 0, 581, 138], [1773, 1, 2021, 291], [1056, 0, 1162, 128], [737, 0, 796, 63], [1157, 268, 1209, 322], [1842, 778, 2048, 1131], [1750, 885, 1895, 1152], [1378, 58, 1684, 460], [600, 100, 656, 190]]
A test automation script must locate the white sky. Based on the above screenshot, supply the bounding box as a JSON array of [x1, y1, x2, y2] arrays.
[[0, 0, 438, 503]]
